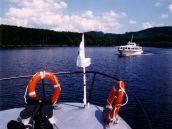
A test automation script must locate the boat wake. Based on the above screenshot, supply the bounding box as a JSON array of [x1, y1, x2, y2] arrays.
[[142, 52, 154, 56]]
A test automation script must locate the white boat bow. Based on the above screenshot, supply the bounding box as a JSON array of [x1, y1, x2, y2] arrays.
[[0, 102, 131, 129]]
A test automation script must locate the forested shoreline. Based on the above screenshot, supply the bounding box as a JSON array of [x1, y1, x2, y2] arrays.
[[0, 24, 172, 48]]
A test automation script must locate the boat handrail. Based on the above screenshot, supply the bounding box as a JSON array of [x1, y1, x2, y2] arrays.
[[0, 71, 121, 81], [0, 71, 152, 129], [0, 75, 33, 81]]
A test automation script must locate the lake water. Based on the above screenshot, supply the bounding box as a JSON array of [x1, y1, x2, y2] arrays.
[[0, 47, 172, 129]]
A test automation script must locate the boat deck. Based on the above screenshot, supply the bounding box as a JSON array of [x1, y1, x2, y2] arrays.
[[0, 102, 131, 129]]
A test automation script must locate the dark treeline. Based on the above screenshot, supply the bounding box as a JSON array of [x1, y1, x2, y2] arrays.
[[0, 24, 172, 48]]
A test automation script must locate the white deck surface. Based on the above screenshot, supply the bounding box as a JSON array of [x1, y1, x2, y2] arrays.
[[0, 102, 131, 129]]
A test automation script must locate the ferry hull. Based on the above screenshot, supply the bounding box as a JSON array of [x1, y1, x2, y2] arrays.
[[119, 50, 143, 56]]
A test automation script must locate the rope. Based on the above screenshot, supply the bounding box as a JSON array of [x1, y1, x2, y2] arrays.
[[120, 88, 128, 107], [24, 72, 38, 104], [118, 81, 128, 107], [24, 85, 28, 104]]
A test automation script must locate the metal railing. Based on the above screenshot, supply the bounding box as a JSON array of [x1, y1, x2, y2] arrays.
[[0, 71, 153, 129]]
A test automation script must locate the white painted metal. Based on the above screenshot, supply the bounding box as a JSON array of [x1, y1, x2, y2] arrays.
[[0, 102, 131, 129], [83, 67, 87, 106]]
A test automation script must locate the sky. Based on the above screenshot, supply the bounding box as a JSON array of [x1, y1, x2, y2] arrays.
[[0, 0, 172, 34]]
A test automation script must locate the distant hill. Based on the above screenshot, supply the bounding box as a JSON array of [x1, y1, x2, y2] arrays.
[[113, 27, 172, 47], [0, 24, 172, 48]]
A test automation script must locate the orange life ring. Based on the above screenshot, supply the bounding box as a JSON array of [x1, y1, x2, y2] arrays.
[[104, 81, 126, 123], [27, 71, 61, 104]]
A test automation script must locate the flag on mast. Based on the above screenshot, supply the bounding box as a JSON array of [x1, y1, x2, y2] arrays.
[[76, 33, 91, 106], [77, 34, 91, 68]]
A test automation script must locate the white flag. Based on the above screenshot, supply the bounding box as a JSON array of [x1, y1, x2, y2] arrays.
[[77, 34, 91, 68]]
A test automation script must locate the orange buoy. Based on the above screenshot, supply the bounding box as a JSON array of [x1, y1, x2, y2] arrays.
[[104, 81, 126, 124], [27, 71, 61, 104]]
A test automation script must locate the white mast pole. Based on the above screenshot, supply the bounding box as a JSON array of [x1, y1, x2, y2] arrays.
[[83, 66, 87, 106], [77, 33, 91, 107], [82, 34, 87, 107]]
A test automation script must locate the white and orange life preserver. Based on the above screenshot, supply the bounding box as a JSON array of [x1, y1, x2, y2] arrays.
[[104, 81, 126, 124], [26, 71, 61, 104]]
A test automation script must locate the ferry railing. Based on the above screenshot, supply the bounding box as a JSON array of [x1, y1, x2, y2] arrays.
[[0, 71, 153, 129]]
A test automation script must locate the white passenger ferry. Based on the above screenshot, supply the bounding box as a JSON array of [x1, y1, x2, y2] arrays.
[[118, 36, 143, 56]]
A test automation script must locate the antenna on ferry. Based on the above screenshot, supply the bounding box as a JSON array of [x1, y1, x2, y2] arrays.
[[76, 33, 91, 107], [131, 35, 133, 42]]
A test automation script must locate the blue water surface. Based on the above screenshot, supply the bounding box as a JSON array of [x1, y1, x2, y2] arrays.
[[0, 47, 172, 129]]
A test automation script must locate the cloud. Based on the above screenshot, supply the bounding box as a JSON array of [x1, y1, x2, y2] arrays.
[[82, 10, 94, 18], [155, 2, 161, 7], [143, 22, 154, 29], [169, 4, 172, 12], [159, 14, 168, 18], [143, 22, 163, 29], [1, 0, 67, 26], [1, 17, 29, 27], [0, 0, 127, 33], [103, 11, 127, 18], [129, 20, 137, 24], [10, 0, 67, 11]]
